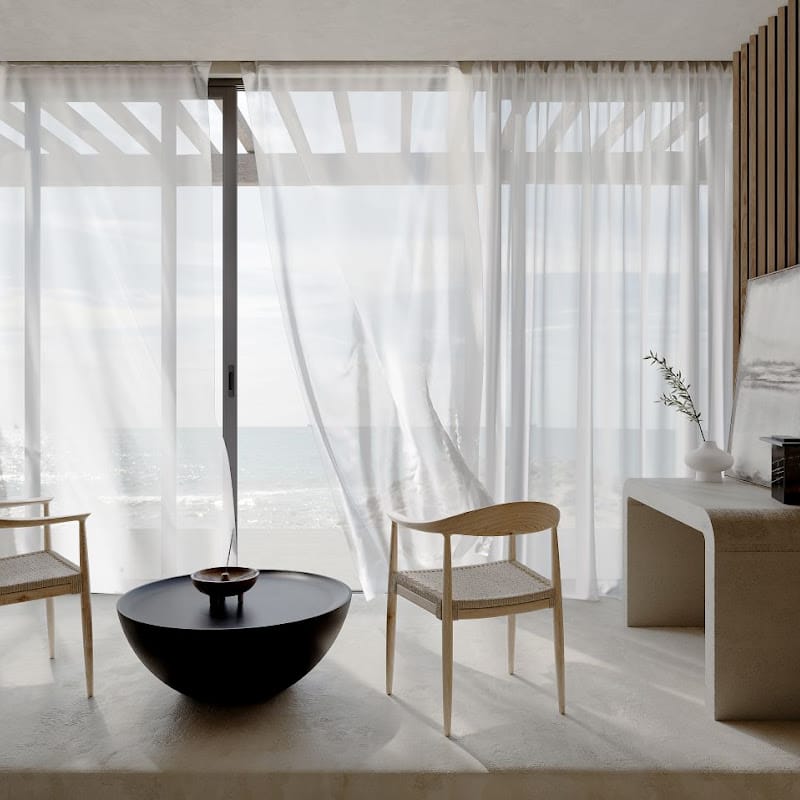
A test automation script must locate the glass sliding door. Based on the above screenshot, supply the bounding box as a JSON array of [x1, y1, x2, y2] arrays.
[[210, 82, 357, 587]]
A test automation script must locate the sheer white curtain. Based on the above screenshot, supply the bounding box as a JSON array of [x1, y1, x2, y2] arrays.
[[473, 63, 732, 597], [243, 64, 494, 598], [0, 63, 233, 591], [244, 61, 731, 599]]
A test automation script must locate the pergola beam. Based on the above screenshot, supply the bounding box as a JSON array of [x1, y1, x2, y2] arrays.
[[650, 108, 697, 151], [270, 89, 313, 164], [236, 106, 255, 154], [102, 102, 161, 155], [42, 102, 119, 156], [538, 102, 581, 152], [0, 151, 705, 187], [591, 102, 643, 152], [333, 91, 358, 155], [176, 101, 217, 156], [0, 102, 73, 156]]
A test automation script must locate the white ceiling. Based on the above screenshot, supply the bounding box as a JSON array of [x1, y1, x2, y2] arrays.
[[0, 0, 782, 62]]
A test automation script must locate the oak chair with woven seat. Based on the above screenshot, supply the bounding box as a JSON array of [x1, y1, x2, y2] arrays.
[[0, 497, 93, 697], [385, 501, 564, 736]]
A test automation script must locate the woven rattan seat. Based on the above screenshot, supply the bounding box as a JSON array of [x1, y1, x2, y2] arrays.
[[386, 501, 565, 736], [394, 560, 553, 620], [0, 550, 82, 597], [0, 497, 94, 697]]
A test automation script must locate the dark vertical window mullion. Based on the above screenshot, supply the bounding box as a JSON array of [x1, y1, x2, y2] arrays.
[[209, 80, 240, 561]]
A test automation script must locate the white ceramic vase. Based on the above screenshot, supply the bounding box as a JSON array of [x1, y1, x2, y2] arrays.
[[684, 440, 734, 482]]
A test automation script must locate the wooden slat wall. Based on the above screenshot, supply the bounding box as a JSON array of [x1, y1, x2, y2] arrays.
[[767, 17, 777, 272], [740, 42, 749, 348], [734, 0, 800, 362], [733, 50, 741, 370]]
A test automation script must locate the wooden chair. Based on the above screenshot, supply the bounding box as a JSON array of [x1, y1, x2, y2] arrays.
[[0, 497, 93, 697], [386, 501, 564, 735]]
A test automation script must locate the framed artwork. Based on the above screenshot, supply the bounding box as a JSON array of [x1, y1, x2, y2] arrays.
[[728, 264, 800, 485]]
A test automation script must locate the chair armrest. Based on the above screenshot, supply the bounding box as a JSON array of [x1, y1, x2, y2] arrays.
[[0, 496, 53, 510], [387, 510, 450, 534], [388, 501, 559, 536], [387, 509, 506, 536], [0, 513, 90, 528]]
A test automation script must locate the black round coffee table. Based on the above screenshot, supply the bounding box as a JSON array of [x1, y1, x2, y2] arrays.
[[117, 570, 351, 703]]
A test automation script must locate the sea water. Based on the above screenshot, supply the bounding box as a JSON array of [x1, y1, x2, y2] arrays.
[[0, 426, 341, 531]]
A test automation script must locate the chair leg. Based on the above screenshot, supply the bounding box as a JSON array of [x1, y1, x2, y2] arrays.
[[386, 587, 397, 695], [553, 601, 565, 715], [45, 598, 55, 659], [80, 586, 94, 698], [442, 614, 453, 736], [507, 613, 515, 675]]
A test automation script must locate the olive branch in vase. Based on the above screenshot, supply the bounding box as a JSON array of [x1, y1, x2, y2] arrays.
[[643, 351, 706, 442]]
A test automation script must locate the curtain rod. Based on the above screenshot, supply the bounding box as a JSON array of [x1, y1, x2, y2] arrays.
[[3, 59, 731, 76]]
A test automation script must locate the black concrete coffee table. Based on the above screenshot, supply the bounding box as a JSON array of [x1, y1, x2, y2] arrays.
[[118, 570, 351, 703]]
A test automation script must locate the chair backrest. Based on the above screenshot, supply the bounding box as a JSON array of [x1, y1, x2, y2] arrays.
[[388, 501, 559, 536]]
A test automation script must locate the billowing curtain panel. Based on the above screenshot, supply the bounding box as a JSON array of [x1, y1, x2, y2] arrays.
[[244, 62, 731, 600], [243, 64, 494, 599], [473, 63, 732, 598], [0, 63, 233, 592]]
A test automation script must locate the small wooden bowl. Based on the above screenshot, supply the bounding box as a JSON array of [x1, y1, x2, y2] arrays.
[[191, 566, 260, 614]]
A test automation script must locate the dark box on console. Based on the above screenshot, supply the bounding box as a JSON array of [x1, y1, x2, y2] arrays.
[[760, 436, 800, 505]]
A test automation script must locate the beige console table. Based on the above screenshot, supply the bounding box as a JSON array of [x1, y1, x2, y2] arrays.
[[624, 477, 800, 720]]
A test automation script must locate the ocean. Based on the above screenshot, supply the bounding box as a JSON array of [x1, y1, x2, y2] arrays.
[[0, 426, 342, 531], [237, 427, 341, 528]]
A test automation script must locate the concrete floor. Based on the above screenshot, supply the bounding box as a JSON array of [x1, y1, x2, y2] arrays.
[[1, 593, 800, 799]]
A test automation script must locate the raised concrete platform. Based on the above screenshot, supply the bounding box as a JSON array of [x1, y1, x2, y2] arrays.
[[1, 592, 800, 799]]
